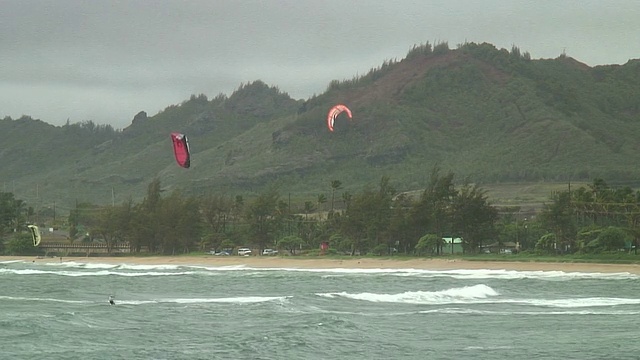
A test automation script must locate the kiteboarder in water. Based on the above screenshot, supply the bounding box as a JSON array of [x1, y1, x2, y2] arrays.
[[109, 295, 115, 305]]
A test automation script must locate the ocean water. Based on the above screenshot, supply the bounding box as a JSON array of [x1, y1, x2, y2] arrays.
[[1, 259, 639, 360]]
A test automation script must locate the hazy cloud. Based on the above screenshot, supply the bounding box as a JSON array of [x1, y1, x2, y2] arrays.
[[2, 0, 638, 129]]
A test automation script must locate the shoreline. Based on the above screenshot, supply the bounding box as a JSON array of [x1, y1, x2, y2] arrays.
[[2, 255, 640, 274]]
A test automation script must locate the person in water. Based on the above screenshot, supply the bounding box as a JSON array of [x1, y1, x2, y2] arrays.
[[109, 295, 115, 305]]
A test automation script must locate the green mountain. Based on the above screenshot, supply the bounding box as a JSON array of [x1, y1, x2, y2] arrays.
[[2, 42, 639, 212]]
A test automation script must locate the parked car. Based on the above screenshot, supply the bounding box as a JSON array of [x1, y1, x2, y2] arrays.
[[208, 250, 230, 256], [262, 249, 278, 256], [238, 248, 252, 256]]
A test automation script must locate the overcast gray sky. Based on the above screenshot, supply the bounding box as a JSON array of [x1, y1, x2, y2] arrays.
[[2, 1, 638, 129]]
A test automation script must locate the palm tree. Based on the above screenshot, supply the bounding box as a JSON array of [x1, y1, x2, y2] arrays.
[[316, 194, 327, 219], [330, 180, 342, 212], [342, 191, 352, 211], [303, 201, 315, 220]]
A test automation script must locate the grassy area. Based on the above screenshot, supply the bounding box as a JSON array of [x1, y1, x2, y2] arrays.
[[241, 252, 640, 265], [461, 253, 640, 265]]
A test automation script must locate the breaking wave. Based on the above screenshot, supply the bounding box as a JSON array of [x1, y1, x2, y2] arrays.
[[317, 284, 499, 304]]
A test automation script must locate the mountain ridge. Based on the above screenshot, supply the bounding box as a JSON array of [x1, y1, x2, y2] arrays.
[[2, 42, 639, 212]]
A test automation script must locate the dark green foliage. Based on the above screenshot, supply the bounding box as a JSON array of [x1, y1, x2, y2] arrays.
[[452, 183, 499, 252], [415, 234, 442, 255], [225, 81, 299, 119], [4, 233, 35, 255], [405, 42, 433, 59], [529, 177, 640, 255], [338, 176, 396, 255], [0, 192, 29, 240], [277, 235, 303, 255], [538, 191, 577, 253], [245, 186, 282, 251], [93, 200, 133, 253], [0, 192, 18, 237], [588, 227, 629, 252], [433, 41, 450, 55], [32, 170, 640, 258]]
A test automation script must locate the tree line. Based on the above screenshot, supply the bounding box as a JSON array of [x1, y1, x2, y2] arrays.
[[2, 170, 639, 257]]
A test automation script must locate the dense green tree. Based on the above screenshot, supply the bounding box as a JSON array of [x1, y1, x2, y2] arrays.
[[342, 192, 353, 211], [200, 194, 232, 250], [309, 220, 336, 250], [316, 193, 327, 214], [590, 226, 629, 252], [411, 167, 457, 255], [245, 186, 282, 251], [68, 202, 102, 242], [328, 233, 352, 254], [0, 192, 18, 237], [452, 183, 498, 253], [303, 201, 315, 219], [341, 176, 395, 255], [539, 191, 576, 253], [144, 178, 162, 212], [330, 180, 342, 213], [415, 234, 443, 255], [385, 193, 416, 254], [295, 214, 316, 247], [5, 233, 34, 255], [94, 200, 133, 253], [155, 192, 201, 254], [127, 178, 165, 253], [277, 235, 303, 255], [201, 194, 232, 234], [535, 233, 557, 254]]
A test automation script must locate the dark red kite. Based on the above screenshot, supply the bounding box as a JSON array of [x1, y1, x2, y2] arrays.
[[170, 132, 191, 168]]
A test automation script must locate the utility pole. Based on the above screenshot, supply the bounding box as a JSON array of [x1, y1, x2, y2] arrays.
[[36, 184, 39, 225]]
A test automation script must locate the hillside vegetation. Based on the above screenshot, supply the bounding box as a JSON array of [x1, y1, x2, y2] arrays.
[[2, 42, 639, 212]]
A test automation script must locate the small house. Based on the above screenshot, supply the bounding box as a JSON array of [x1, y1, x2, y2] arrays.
[[442, 237, 463, 254]]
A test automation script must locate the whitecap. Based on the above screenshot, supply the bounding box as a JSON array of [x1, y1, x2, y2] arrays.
[[118, 296, 289, 305], [317, 284, 499, 304]]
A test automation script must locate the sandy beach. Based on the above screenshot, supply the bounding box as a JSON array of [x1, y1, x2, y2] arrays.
[[2, 255, 640, 274]]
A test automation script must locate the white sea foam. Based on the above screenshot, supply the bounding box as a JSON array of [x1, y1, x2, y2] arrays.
[[4, 260, 638, 280], [317, 284, 499, 304], [419, 308, 640, 316], [0, 294, 286, 305], [497, 297, 640, 308], [0, 260, 24, 264], [110, 271, 197, 277], [395, 268, 638, 280], [173, 296, 288, 304], [464, 345, 514, 351], [41, 261, 119, 269], [187, 265, 248, 271], [0, 268, 195, 276], [117, 264, 182, 271], [0, 295, 89, 304], [118, 296, 288, 305], [218, 267, 639, 280], [41, 262, 181, 271], [316, 285, 640, 308]]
